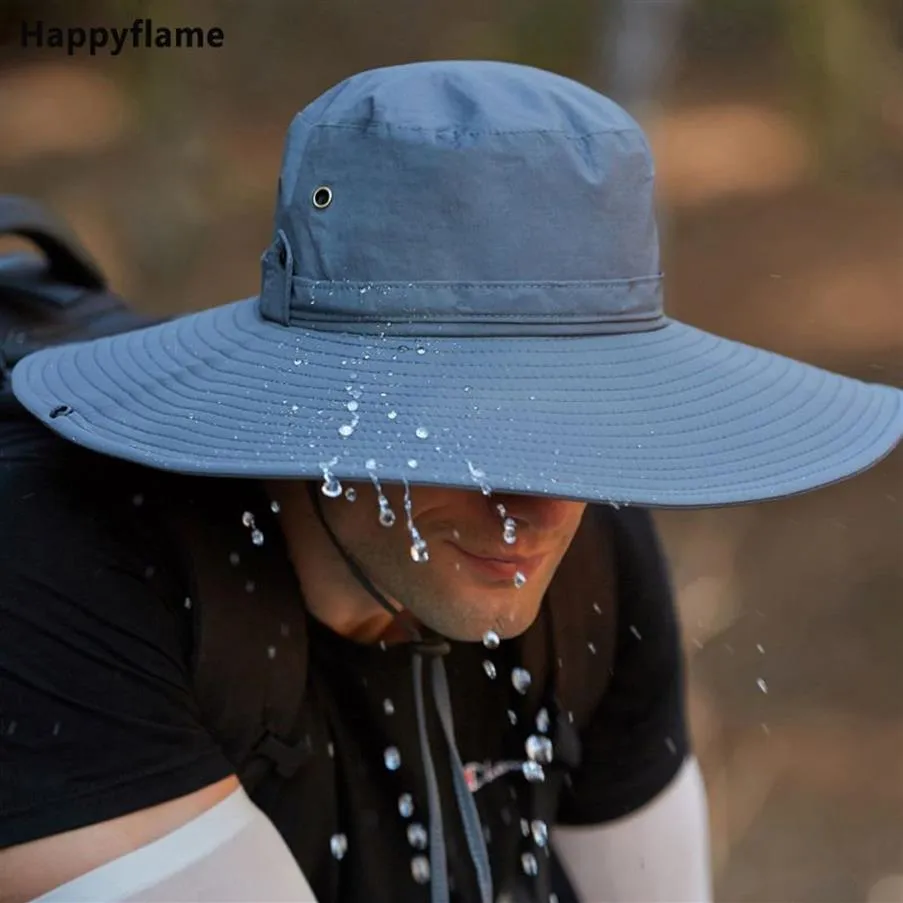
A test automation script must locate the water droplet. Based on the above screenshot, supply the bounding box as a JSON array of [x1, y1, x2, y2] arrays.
[[267, 645, 277, 660], [466, 460, 492, 495], [520, 818, 530, 837], [338, 424, 355, 437], [507, 709, 518, 725], [384, 747, 401, 770], [383, 698, 395, 715], [630, 624, 642, 639], [522, 761, 545, 782], [587, 641, 597, 654], [665, 736, 677, 754], [327, 742, 335, 758], [483, 660, 497, 679], [52, 721, 61, 735], [320, 459, 343, 497], [387, 410, 398, 420], [531, 820, 548, 847], [403, 480, 429, 563], [366, 465, 396, 527], [415, 426, 429, 439], [245, 580, 256, 593], [511, 668, 532, 694], [757, 678, 768, 694], [346, 400, 359, 412], [526, 734, 554, 764], [330, 833, 348, 860], [407, 459, 418, 469], [251, 528, 265, 546], [184, 596, 192, 609], [241, 511, 255, 527], [513, 571, 527, 589], [270, 500, 281, 514], [416, 347, 426, 355], [229, 552, 240, 566], [144, 565, 155, 579], [503, 518, 517, 544], [398, 793, 414, 818], [132, 493, 144, 506], [344, 487, 357, 502], [521, 852, 539, 876], [406, 823, 428, 850], [592, 602, 602, 614], [535, 708, 550, 733], [482, 630, 500, 649], [411, 856, 431, 884], [293, 358, 303, 366], [757, 643, 765, 654]]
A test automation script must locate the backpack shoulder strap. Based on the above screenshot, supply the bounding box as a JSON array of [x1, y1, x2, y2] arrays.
[[164, 486, 312, 793]]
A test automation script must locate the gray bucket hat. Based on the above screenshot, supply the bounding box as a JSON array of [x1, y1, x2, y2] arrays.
[[11, 60, 903, 507]]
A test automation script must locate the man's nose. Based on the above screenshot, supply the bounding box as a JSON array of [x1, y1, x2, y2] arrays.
[[489, 493, 577, 534]]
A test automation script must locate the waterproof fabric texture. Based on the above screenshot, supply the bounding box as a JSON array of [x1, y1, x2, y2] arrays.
[[10, 60, 903, 507]]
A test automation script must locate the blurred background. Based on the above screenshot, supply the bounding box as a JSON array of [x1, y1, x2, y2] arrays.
[[1, 1, 901, 899]]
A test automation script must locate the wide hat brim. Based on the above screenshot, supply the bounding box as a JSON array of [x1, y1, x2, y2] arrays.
[[11, 296, 903, 508]]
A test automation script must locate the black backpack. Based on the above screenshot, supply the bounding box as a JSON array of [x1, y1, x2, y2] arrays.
[[0, 195, 642, 900]]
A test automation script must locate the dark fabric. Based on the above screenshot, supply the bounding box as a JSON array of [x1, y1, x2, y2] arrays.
[[0, 419, 689, 901]]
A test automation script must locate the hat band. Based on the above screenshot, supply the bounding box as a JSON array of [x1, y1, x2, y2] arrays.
[[258, 234, 665, 337]]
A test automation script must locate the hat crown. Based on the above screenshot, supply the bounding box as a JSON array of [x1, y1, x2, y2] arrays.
[[275, 61, 659, 286]]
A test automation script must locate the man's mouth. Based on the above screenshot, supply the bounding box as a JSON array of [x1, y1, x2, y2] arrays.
[[447, 542, 548, 582]]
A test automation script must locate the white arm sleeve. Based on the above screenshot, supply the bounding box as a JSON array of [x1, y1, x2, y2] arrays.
[[31, 787, 319, 903], [552, 756, 713, 903]]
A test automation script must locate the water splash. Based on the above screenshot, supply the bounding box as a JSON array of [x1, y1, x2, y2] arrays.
[[365, 460, 396, 527], [330, 834, 348, 860], [511, 668, 531, 694], [320, 458, 343, 498], [403, 480, 429, 563]]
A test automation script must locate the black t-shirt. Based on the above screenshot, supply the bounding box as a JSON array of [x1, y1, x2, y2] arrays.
[[0, 420, 689, 902]]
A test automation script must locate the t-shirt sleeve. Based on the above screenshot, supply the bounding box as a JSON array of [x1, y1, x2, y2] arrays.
[[0, 444, 234, 849], [556, 508, 690, 825]]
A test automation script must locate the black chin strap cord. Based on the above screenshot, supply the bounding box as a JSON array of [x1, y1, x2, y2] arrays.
[[305, 481, 493, 903]]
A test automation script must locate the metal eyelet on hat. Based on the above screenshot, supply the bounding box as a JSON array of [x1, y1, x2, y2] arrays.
[[311, 185, 333, 209]]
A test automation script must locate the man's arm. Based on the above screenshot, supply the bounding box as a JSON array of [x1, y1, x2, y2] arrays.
[[553, 508, 711, 901], [1, 779, 318, 903], [553, 756, 712, 902], [0, 453, 317, 901]]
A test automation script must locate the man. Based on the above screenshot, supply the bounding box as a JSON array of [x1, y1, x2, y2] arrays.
[[1, 60, 900, 903]]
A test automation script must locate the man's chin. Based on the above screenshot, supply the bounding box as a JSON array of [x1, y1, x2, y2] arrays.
[[415, 596, 544, 644]]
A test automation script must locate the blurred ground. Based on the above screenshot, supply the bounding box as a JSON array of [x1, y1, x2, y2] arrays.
[[0, 4, 901, 899]]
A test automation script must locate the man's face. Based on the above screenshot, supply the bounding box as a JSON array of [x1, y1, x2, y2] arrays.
[[313, 481, 587, 642]]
